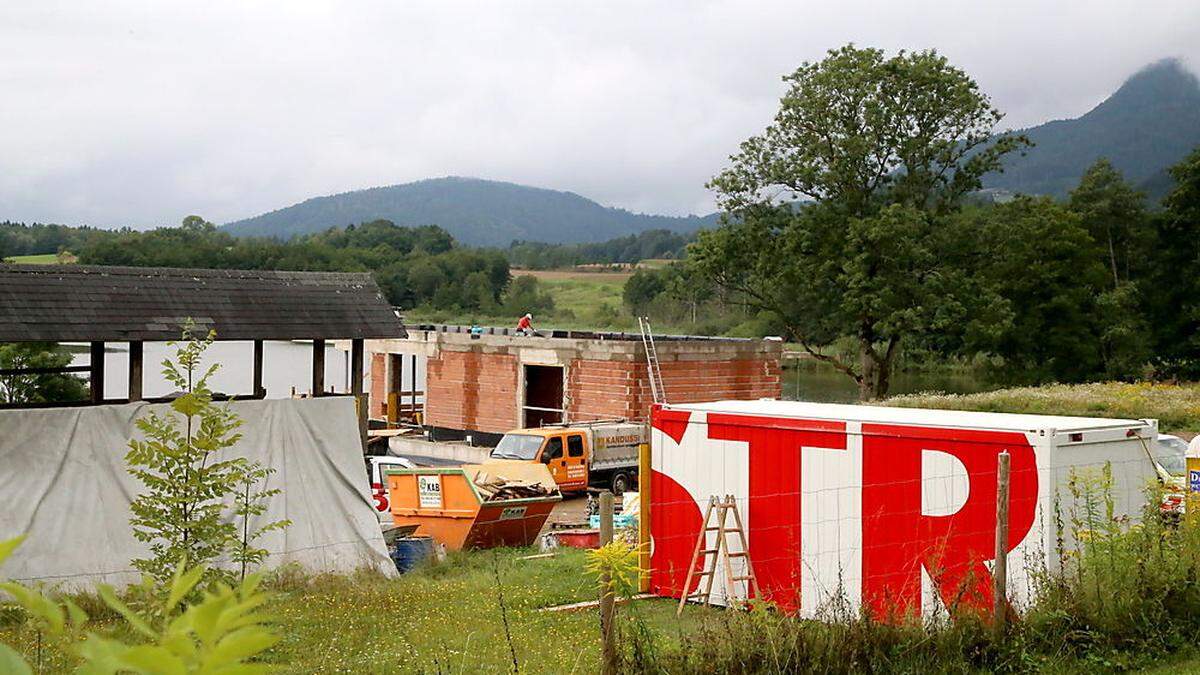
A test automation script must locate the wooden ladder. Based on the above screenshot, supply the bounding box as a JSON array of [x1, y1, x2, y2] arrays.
[[676, 495, 760, 616]]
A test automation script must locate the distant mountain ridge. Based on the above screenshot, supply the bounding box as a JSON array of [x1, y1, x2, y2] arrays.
[[984, 58, 1200, 199], [225, 59, 1200, 245], [223, 177, 719, 246]]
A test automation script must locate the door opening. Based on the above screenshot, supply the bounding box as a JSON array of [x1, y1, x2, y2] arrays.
[[523, 364, 564, 427]]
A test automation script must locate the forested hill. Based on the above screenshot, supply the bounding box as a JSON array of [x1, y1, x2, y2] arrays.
[[222, 177, 719, 246], [983, 58, 1200, 200]]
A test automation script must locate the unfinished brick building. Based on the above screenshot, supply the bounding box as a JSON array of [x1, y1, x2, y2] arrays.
[[366, 325, 783, 443]]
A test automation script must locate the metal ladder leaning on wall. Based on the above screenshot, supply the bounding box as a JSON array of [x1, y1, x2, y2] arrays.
[[638, 316, 667, 405], [677, 495, 760, 616]]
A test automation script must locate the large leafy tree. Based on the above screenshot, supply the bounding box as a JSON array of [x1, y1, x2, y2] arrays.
[[1068, 159, 1152, 287], [0, 343, 88, 404], [1145, 146, 1200, 376], [695, 45, 1027, 399]]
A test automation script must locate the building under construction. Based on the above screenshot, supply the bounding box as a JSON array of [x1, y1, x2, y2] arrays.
[[365, 324, 783, 444]]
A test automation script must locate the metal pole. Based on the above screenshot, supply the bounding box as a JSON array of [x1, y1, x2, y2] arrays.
[[993, 451, 1011, 636], [599, 490, 617, 675]]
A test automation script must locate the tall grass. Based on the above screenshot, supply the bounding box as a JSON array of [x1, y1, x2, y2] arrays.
[[620, 469, 1200, 673]]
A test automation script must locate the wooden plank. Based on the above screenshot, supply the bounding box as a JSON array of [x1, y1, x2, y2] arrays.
[[253, 339, 264, 398], [539, 594, 654, 613], [312, 338, 325, 396], [128, 341, 143, 402], [350, 338, 365, 396]]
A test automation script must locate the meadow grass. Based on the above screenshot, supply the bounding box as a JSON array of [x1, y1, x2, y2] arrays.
[[2, 253, 61, 264], [1, 546, 708, 674], [884, 381, 1200, 433]]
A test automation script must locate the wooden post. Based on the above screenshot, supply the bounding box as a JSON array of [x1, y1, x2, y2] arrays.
[[993, 450, 1011, 636], [89, 341, 105, 404], [599, 490, 617, 675], [410, 354, 418, 420], [388, 354, 403, 423], [350, 339, 365, 396], [311, 339, 325, 397], [127, 341, 143, 402], [252, 339, 265, 398], [638, 442, 651, 593]]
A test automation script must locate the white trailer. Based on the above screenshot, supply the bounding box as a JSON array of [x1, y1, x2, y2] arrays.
[[648, 400, 1160, 618]]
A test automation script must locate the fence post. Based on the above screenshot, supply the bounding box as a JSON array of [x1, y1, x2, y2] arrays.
[[599, 490, 617, 674], [993, 450, 1011, 636]]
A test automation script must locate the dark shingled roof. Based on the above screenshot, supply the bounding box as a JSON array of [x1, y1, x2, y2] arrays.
[[0, 264, 408, 342]]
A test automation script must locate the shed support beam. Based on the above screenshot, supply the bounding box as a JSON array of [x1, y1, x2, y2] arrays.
[[253, 339, 265, 398], [350, 339, 364, 396], [312, 339, 325, 396], [89, 341, 105, 404], [128, 341, 143, 402]]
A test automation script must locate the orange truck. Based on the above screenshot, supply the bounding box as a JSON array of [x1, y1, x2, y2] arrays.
[[487, 421, 645, 494]]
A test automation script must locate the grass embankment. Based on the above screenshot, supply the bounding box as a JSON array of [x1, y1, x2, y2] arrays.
[[885, 381, 1200, 433], [1, 547, 706, 674]]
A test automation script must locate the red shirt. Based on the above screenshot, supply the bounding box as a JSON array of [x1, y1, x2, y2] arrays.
[[517, 316, 532, 330]]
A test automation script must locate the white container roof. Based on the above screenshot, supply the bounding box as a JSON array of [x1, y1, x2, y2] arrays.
[[665, 399, 1150, 434]]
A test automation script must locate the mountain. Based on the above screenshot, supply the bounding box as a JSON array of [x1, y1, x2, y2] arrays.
[[223, 177, 718, 246], [984, 58, 1200, 199]]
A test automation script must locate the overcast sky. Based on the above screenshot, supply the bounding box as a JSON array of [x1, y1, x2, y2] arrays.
[[1, 1, 1197, 228]]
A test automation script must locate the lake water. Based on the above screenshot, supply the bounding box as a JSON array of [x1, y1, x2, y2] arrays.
[[782, 359, 992, 403]]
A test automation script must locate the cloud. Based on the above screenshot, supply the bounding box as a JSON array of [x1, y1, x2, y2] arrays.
[[1, 0, 1197, 227]]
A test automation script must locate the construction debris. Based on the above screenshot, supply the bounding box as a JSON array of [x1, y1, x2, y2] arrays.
[[472, 470, 556, 501]]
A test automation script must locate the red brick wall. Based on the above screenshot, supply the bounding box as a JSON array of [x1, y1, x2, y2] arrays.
[[567, 356, 782, 423], [370, 353, 387, 417], [424, 351, 519, 433]]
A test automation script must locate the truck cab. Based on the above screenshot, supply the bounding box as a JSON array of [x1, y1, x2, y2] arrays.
[[489, 428, 591, 492]]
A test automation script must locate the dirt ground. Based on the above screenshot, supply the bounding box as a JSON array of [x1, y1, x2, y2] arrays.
[[541, 493, 591, 536]]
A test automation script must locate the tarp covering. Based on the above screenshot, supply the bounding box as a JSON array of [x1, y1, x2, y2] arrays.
[[0, 397, 395, 589]]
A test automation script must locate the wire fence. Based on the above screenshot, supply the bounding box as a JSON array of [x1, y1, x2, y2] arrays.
[[651, 451, 1167, 620]]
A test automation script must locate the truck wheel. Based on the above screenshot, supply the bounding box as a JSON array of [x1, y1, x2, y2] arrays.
[[611, 471, 631, 496]]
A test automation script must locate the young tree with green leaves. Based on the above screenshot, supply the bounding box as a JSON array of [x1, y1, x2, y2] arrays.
[[695, 45, 1027, 399], [125, 324, 287, 586]]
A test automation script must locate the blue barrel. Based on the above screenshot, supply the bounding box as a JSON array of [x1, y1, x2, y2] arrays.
[[391, 536, 435, 573]]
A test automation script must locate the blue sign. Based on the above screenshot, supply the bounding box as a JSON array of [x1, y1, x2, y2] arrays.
[[1190, 469, 1200, 493]]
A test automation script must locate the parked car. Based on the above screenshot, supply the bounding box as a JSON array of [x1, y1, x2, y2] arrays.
[[366, 455, 417, 523], [1155, 434, 1188, 478]]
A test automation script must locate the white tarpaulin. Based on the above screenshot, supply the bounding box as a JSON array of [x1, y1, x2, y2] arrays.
[[0, 396, 395, 589]]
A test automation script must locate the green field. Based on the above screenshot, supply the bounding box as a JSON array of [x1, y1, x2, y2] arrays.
[[2, 253, 61, 264]]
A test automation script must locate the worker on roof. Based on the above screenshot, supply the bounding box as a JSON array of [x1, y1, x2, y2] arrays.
[[516, 313, 534, 336]]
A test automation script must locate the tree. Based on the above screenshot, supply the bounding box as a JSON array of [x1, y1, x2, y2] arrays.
[[964, 198, 1112, 382], [1068, 159, 1151, 287], [1145, 146, 1200, 377], [698, 45, 1026, 399], [663, 264, 714, 325], [0, 343, 88, 404], [622, 269, 667, 316], [125, 325, 287, 586], [502, 275, 555, 315]]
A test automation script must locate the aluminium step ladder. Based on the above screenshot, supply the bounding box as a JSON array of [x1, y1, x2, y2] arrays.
[[676, 495, 760, 616], [638, 316, 667, 405]]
